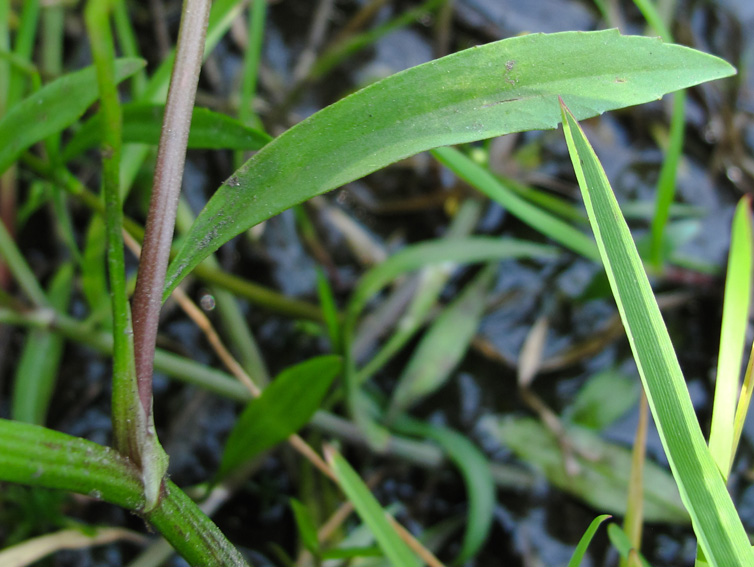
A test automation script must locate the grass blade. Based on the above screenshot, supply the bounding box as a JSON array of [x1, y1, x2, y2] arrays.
[[326, 447, 422, 567], [164, 30, 735, 296], [432, 146, 599, 260], [394, 418, 495, 563], [709, 195, 753, 477], [11, 263, 73, 424], [0, 58, 144, 175], [387, 264, 495, 419], [560, 99, 753, 567], [567, 514, 612, 567], [62, 103, 271, 161], [218, 355, 342, 480]]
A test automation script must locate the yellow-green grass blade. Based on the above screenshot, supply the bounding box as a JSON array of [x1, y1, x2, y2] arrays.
[[719, 195, 753, 470], [560, 99, 753, 567]]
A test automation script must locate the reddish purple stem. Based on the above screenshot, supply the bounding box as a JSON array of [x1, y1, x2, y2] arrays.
[[131, 0, 210, 414]]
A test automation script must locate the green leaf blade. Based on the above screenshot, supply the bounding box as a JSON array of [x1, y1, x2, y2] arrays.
[[218, 355, 342, 479], [568, 514, 612, 567], [63, 103, 271, 161], [394, 418, 495, 563], [559, 100, 753, 567], [164, 30, 735, 297], [0, 58, 145, 175], [327, 448, 422, 567]]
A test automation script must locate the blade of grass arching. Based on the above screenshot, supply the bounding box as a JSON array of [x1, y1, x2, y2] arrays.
[[164, 30, 735, 296], [11, 263, 73, 425], [217, 356, 342, 480], [621, 391, 649, 567], [326, 447, 422, 567], [62, 103, 271, 161], [498, 173, 589, 225], [85, 1, 169, 512], [719, 195, 753, 468], [394, 417, 495, 564], [0, 58, 145, 176], [567, 515, 612, 567], [387, 263, 496, 420], [432, 146, 599, 261], [560, 100, 754, 567]]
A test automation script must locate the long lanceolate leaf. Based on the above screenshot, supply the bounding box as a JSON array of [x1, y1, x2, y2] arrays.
[[559, 100, 753, 567], [163, 30, 735, 297]]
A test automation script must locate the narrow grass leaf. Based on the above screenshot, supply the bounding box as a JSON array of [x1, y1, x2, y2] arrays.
[[356, 199, 483, 383], [607, 524, 653, 567], [0, 418, 143, 510], [164, 30, 735, 297], [567, 514, 612, 567], [0, 58, 144, 175], [622, 392, 649, 567], [388, 264, 496, 419], [290, 498, 321, 556], [326, 447, 422, 567], [343, 237, 554, 447], [218, 355, 342, 479], [316, 268, 342, 352], [489, 416, 689, 523], [12, 263, 73, 424], [432, 147, 599, 260], [565, 368, 640, 430], [62, 103, 271, 161], [321, 546, 383, 560], [347, 238, 555, 329], [560, 100, 753, 566], [394, 418, 495, 563], [709, 195, 752, 477]]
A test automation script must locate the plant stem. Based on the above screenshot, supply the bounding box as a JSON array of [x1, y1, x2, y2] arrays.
[[131, 0, 210, 414]]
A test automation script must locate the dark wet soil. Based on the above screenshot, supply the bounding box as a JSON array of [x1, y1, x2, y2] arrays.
[[2, 1, 754, 566]]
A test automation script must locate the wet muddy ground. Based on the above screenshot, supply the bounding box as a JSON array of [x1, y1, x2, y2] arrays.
[[2, 0, 754, 566]]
